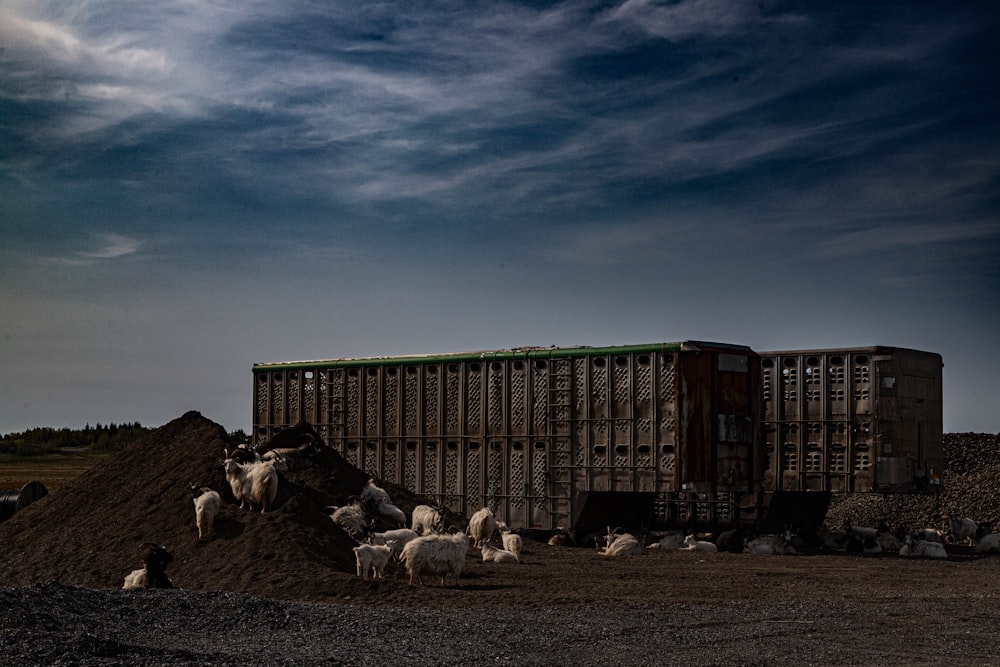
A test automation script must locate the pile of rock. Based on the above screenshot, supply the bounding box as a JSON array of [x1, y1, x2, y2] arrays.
[[826, 433, 1000, 533]]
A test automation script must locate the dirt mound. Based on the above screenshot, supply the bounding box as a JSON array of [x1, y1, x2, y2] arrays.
[[0, 411, 463, 602]]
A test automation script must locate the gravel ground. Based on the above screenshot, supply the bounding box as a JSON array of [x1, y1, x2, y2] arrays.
[[3, 549, 1000, 666]]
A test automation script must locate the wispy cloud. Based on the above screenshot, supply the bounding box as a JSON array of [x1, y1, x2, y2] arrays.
[[78, 233, 143, 259], [818, 221, 1000, 258]]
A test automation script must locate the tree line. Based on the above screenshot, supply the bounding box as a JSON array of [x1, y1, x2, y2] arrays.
[[1, 424, 250, 456], [0, 423, 152, 456]]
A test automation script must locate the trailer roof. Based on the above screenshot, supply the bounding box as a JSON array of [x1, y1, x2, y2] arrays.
[[758, 345, 942, 362], [252, 340, 755, 371]]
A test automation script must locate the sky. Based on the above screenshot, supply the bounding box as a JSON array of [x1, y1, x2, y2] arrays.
[[1, 0, 998, 435]]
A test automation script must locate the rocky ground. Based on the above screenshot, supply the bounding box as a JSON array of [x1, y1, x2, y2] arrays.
[[1, 413, 998, 665]]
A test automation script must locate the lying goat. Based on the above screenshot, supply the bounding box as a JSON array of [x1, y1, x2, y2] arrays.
[[122, 542, 174, 589]]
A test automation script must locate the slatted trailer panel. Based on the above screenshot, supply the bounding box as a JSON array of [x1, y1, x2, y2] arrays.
[[760, 346, 943, 493], [252, 341, 760, 531]]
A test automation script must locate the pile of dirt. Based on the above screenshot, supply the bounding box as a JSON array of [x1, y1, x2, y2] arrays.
[[0, 411, 463, 602]]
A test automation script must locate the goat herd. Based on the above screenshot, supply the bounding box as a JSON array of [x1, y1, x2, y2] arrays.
[[120, 440, 1000, 592]]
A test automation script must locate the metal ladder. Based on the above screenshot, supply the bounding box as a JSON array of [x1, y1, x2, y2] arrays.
[[546, 357, 574, 528]]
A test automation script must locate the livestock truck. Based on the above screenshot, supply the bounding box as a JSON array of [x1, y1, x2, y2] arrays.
[[251, 341, 943, 536]]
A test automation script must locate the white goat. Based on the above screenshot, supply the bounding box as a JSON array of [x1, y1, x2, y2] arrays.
[[223, 445, 260, 464], [843, 518, 880, 542], [876, 530, 904, 553], [911, 528, 945, 544], [369, 528, 420, 559], [744, 539, 777, 555], [327, 500, 368, 539], [468, 507, 498, 548], [260, 443, 316, 471], [647, 531, 687, 550], [353, 542, 395, 580], [744, 528, 797, 556], [599, 528, 644, 557], [223, 459, 278, 513], [411, 504, 444, 535], [481, 542, 519, 564], [122, 569, 147, 590], [122, 543, 174, 590], [683, 534, 718, 552], [547, 531, 570, 547], [496, 522, 523, 559], [948, 510, 978, 546], [400, 532, 471, 586], [744, 535, 787, 555], [189, 484, 221, 541], [975, 533, 1000, 553], [900, 535, 948, 559], [361, 478, 406, 525]]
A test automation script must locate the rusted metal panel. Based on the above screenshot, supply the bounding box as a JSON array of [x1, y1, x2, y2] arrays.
[[676, 350, 714, 491], [716, 353, 755, 493]]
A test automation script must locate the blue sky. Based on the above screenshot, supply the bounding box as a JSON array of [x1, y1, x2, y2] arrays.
[[2, 0, 998, 434]]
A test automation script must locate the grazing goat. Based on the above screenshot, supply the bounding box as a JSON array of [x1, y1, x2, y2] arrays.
[[496, 522, 523, 559], [599, 527, 643, 557], [975, 533, 1000, 554], [122, 543, 174, 590], [189, 484, 221, 541], [400, 532, 471, 586], [468, 507, 498, 548], [900, 534, 948, 559], [948, 510, 978, 546], [683, 534, 718, 552], [353, 542, 395, 580], [411, 504, 444, 535], [481, 542, 519, 564], [326, 498, 369, 539], [223, 459, 278, 513], [369, 528, 420, 559], [361, 478, 406, 525]]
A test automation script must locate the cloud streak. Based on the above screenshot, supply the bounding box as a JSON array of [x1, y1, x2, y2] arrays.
[[77, 233, 142, 259]]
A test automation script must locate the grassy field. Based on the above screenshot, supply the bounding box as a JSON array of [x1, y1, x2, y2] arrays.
[[0, 452, 110, 492]]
